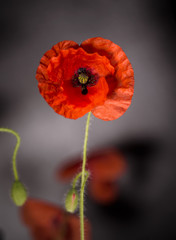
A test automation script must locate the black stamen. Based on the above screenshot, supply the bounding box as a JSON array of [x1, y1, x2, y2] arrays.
[[72, 67, 98, 95]]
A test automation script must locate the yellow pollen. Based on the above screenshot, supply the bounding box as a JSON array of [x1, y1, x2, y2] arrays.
[[78, 73, 89, 84]]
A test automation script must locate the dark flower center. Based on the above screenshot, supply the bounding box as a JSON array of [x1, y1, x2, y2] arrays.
[[72, 68, 98, 95]]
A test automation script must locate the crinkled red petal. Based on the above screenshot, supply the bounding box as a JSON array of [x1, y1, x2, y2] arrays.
[[81, 37, 134, 120], [37, 47, 114, 119], [38, 40, 79, 68]]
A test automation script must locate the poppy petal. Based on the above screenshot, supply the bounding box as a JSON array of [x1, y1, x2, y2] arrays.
[[89, 180, 118, 204], [68, 216, 91, 240], [57, 149, 125, 182], [57, 148, 126, 204], [81, 37, 134, 120], [20, 198, 91, 240], [88, 149, 126, 181], [20, 198, 64, 239], [38, 48, 113, 119], [36, 40, 79, 84]]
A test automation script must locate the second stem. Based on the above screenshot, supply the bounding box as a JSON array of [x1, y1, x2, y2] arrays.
[[80, 112, 91, 240]]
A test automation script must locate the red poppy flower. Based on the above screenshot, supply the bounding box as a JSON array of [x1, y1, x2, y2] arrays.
[[36, 37, 134, 120], [57, 148, 126, 204], [20, 198, 91, 240]]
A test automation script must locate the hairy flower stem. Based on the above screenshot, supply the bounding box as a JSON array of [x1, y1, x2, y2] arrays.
[[0, 128, 20, 180], [72, 171, 89, 189], [80, 112, 91, 240]]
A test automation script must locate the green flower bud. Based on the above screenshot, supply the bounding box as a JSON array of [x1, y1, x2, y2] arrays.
[[11, 180, 27, 206], [65, 188, 79, 213]]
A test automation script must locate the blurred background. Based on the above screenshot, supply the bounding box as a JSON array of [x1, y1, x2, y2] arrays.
[[0, 0, 176, 239]]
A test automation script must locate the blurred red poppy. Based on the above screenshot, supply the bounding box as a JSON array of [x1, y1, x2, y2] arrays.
[[36, 37, 134, 120], [57, 148, 126, 204], [20, 198, 91, 240]]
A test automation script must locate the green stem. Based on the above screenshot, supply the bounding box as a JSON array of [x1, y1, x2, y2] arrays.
[[0, 128, 20, 180], [72, 171, 89, 189], [80, 112, 91, 240]]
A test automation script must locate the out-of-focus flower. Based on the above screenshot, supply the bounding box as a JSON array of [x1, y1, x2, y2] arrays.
[[36, 37, 134, 120], [20, 198, 91, 240], [57, 149, 126, 204]]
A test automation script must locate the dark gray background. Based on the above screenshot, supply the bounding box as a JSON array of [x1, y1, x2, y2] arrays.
[[0, 0, 176, 239]]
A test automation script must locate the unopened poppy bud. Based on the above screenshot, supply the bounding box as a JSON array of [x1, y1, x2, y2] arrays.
[[65, 188, 78, 213], [11, 180, 27, 206]]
